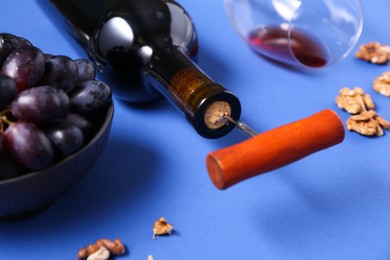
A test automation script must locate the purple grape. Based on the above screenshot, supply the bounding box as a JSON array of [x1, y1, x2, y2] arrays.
[[5, 121, 54, 170], [11, 86, 69, 124], [65, 113, 96, 141], [0, 33, 32, 65], [70, 80, 112, 115], [75, 59, 96, 83], [46, 120, 84, 158], [40, 55, 78, 93], [0, 74, 17, 108], [1, 45, 45, 92]]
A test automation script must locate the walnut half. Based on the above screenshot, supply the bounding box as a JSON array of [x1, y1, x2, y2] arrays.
[[373, 72, 390, 97], [346, 110, 390, 136], [335, 87, 375, 114], [355, 42, 390, 64]]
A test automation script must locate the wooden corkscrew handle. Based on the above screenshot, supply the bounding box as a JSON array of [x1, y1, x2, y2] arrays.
[[206, 109, 345, 189]]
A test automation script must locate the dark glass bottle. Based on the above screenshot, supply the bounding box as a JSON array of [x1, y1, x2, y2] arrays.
[[42, 0, 241, 138]]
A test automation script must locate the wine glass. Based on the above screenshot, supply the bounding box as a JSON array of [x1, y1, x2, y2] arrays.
[[224, 0, 363, 69]]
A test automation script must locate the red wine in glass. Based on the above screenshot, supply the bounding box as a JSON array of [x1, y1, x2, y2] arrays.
[[247, 25, 328, 68]]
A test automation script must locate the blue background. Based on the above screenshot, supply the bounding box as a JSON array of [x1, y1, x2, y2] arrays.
[[1, 0, 390, 259]]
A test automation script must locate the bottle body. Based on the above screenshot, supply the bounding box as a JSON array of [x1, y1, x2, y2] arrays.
[[46, 0, 241, 138]]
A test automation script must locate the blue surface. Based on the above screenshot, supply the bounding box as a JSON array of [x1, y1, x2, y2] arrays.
[[1, 0, 390, 259]]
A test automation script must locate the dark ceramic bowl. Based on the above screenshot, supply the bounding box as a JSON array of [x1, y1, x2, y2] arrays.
[[0, 104, 114, 219]]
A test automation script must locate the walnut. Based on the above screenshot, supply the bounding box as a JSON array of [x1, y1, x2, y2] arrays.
[[153, 217, 174, 239], [373, 71, 390, 96], [77, 238, 126, 259], [346, 110, 390, 136], [355, 42, 390, 64], [335, 87, 375, 114]]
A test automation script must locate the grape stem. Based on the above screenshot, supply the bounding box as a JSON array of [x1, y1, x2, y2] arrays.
[[0, 107, 14, 132]]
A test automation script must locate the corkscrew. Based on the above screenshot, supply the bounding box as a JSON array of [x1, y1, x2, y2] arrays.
[[206, 109, 344, 189], [42, 0, 345, 189]]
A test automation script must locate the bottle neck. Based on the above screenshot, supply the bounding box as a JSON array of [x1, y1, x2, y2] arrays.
[[145, 45, 241, 138]]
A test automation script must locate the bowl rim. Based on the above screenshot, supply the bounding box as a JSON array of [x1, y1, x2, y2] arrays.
[[0, 103, 114, 186]]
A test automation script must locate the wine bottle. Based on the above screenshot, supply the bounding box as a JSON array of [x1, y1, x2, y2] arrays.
[[41, 0, 241, 139]]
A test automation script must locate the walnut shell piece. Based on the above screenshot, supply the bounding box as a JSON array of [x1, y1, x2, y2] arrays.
[[153, 217, 174, 239], [335, 87, 375, 114], [373, 71, 390, 96], [346, 110, 390, 136], [355, 42, 390, 64]]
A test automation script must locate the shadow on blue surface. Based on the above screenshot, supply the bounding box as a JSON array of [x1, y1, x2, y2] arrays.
[[0, 133, 160, 225]]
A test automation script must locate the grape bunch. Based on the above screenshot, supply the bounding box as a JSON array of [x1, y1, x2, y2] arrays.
[[0, 33, 112, 181]]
